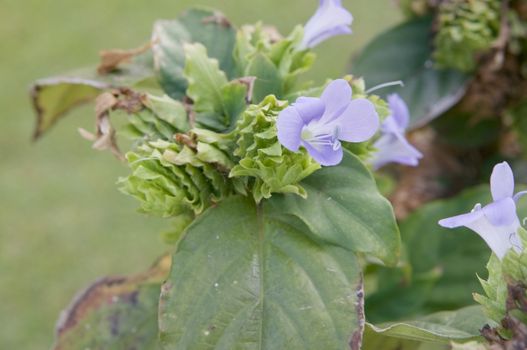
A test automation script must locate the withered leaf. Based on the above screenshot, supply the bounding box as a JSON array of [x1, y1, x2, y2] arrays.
[[97, 42, 152, 75], [53, 255, 170, 350]]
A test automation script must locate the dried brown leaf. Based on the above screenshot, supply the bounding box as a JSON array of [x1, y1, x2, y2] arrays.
[[97, 42, 152, 75]]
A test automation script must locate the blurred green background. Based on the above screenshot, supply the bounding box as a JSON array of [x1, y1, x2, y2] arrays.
[[0, 0, 400, 348]]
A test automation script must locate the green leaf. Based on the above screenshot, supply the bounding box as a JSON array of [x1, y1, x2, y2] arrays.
[[246, 53, 283, 103], [363, 331, 446, 350], [53, 256, 170, 350], [183, 43, 246, 131], [152, 8, 236, 100], [159, 196, 365, 349], [365, 267, 442, 323], [184, 43, 228, 112], [352, 16, 470, 129], [220, 81, 248, 131], [267, 151, 401, 266], [431, 109, 500, 149], [31, 59, 154, 139], [142, 94, 190, 133], [365, 306, 489, 345]]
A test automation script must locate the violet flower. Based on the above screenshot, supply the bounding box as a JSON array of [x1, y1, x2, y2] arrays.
[[439, 162, 526, 259], [301, 0, 353, 49], [370, 94, 423, 170], [277, 79, 379, 166]]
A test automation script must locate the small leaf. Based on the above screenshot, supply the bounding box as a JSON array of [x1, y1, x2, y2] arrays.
[[352, 16, 470, 129], [220, 81, 248, 131], [184, 43, 228, 112], [152, 8, 236, 100], [246, 53, 283, 103], [159, 196, 365, 349], [142, 94, 190, 133], [53, 255, 171, 350], [267, 151, 401, 266], [183, 43, 247, 131], [365, 305, 489, 345]]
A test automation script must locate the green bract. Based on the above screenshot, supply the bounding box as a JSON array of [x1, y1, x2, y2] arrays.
[[230, 95, 320, 202], [119, 130, 244, 218], [474, 227, 527, 326]]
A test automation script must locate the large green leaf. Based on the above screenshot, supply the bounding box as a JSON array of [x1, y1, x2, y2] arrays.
[[365, 305, 488, 346], [152, 8, 236, 100], [267, 151, 401, 266], [365, 267, 441, 323], [53, 256, 170, 350], [159, 196, 365, 350], [352, 16, 470, 129], [31, 56, 155, 139]]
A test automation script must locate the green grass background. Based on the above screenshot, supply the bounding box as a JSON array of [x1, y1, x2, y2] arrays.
[[0, 0, 400, 348]]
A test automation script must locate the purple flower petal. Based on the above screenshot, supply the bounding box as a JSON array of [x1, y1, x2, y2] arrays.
[[371, 132, 422, 170], [482, 198, 518, 227], [380, 116, 400, 135], [490, 161, 514, 201], [301, 0, 353, 48], [334, 98, 379, 142], [438, 209, 484, 228], [319, 79, 352, 124], [464, 214, 521, 259], [276, 106, 304, 152], [439, 202, 521, 259], [387, 94, 410, 130], [293, 97, 325, 124], [302, 140, 343, 166]]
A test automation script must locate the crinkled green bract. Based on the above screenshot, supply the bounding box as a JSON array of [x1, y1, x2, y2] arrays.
[[230, 95, 320, 203], [434, 0, 500, 72], [118, 93, 190, 142], [119, 129, 244, 218], [474, 227, 527, 326]]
